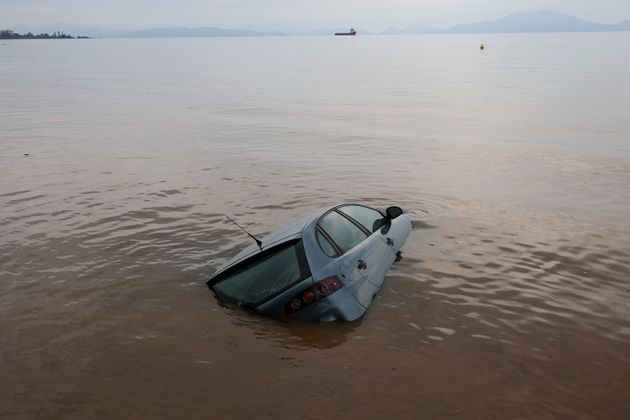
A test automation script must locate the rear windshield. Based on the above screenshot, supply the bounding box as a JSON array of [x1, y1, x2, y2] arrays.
[[212, 240, 311, 305]]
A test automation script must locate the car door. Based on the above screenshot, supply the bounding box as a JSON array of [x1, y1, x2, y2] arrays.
[[336, 205, 397, 288], [317, 210, 380, 308], [336, 238, 384, 308], [319, 206, 396, 296], [338, 204, 411, 257], [379, 213, 412, 255], [347, 233, 394, 291]]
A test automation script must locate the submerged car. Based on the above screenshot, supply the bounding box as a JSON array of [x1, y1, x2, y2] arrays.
[[206, 203, 412, 321]]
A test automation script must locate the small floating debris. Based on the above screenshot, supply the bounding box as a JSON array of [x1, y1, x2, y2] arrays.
[[23, 153, 30, 156], [480, 43, 485, 50]]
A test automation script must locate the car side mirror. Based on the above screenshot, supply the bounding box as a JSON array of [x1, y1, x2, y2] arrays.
[[385, 206, 403, 220]]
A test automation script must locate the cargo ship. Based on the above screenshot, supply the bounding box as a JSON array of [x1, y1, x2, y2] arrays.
[[335, 28, 357, 36]]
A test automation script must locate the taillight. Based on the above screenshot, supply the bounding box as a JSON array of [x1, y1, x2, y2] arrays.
[[285, 276, 343, 315], [315, 276, 343, 299]]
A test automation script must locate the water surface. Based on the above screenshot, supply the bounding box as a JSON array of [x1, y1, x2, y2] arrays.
[[2, 33, 630, 419]]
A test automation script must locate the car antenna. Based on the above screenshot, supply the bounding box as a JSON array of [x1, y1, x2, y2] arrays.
[[226, 216, 263, 250]]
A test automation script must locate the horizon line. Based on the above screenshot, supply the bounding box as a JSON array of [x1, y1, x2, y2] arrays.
[[3, 9, 630, 37]]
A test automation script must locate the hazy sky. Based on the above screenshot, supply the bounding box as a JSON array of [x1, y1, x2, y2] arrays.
[[2, 0, 630, 31]]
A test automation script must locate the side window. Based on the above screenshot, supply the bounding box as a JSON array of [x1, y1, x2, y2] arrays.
[[318, 211, 367, 254], [316, 229, 338, 258], [338, 205, 387, 233]]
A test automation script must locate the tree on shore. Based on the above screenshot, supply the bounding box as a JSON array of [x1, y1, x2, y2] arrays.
[[1, 29, 80, 39]]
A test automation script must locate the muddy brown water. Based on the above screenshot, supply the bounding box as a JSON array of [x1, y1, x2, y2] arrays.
[[2, 33, 630, 419]]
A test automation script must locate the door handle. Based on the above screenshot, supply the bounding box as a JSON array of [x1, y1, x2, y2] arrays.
[[386, 237, 394, 247], [357, 259, 367, 270]]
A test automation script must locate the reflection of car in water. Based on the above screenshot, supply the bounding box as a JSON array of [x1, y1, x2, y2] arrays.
[[207, 203, 412, 321]]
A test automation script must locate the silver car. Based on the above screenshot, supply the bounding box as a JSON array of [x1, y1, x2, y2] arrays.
[[207, 203, 412, 321]]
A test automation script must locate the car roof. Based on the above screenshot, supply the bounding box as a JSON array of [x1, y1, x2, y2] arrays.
[[210, 204, 338, 279]]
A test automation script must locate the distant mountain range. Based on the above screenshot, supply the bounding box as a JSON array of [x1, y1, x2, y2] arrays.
[[7, 10, 630, 39], [382, 10, 630, 35], [123, 26, 284, 38]]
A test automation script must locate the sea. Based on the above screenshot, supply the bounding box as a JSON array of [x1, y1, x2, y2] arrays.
[[1, 32, 630, 419]]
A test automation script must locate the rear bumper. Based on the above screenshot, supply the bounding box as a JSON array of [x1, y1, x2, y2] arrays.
[[315, 288, 367, 321], [256, 287, 367, 322]]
